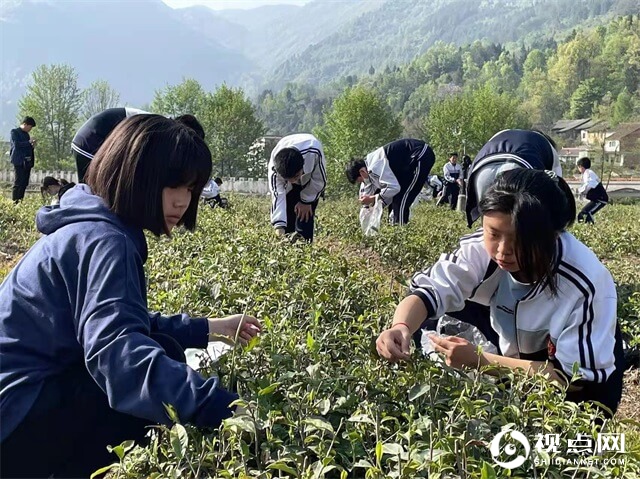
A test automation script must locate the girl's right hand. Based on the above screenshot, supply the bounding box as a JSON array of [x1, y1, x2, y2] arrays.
[[376, 325, 412, 362]]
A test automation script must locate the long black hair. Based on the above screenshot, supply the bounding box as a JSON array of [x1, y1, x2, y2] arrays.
[[478, 169, 576, 295]]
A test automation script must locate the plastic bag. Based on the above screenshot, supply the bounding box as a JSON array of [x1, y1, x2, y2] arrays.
[[359, 200, 384, 236], [420, 315, 498, 356]]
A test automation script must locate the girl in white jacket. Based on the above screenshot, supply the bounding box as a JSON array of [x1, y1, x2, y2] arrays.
[[376, 168, 624, 416]]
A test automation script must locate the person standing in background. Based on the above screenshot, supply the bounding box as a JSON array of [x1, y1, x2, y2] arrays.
[[10, 117, 37, 204], [439, 153, 462, 209]]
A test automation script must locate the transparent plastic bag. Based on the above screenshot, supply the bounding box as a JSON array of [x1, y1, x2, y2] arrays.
[[359, 200, 384, 236], [420, 315, 498, 356]]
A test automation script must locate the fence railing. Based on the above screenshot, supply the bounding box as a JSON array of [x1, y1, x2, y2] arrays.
[[0, 170, 270, 195]]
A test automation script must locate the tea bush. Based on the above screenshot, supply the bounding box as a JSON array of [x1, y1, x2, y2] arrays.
[[1, 194, 639, 478]]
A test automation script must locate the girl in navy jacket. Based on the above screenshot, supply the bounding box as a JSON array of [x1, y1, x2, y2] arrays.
[[376, 169, 624, 416], [0, 115, 260, 477]]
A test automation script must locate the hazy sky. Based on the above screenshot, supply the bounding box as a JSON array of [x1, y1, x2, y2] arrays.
[[162, 0, 310, 10]]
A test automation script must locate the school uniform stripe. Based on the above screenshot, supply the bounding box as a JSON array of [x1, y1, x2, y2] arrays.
[[70, 143, 94, 160], [399, 160, 421, 224], [559, 261, 600, 381], [557, 265, 601, 382], [409, 289, 437, 318], [460, 230, 484, 243]]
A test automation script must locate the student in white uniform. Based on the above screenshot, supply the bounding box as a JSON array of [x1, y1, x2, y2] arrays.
[[345, 139, 435, 225], [268, 134, 327, 242], [439, 153, 462, 209], [576, 157, 609, 224], [201, 177, 225, 208], [376, 168, 624, 416]]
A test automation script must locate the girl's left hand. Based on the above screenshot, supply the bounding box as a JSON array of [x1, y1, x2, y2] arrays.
[[208, 314, 262, 345], [428, 335, 480, 369]]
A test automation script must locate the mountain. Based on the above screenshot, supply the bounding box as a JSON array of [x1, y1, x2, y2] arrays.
[[0, 0, 253, 133], [182, 1, 385, 71], [266, 0, 640, 88], [2, 0, 638, 136]]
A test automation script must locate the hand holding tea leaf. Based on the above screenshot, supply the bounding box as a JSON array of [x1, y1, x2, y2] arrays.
[[376, 324, 412, 362], [428, 335, 479, 369], [208, 314, 262, 345]]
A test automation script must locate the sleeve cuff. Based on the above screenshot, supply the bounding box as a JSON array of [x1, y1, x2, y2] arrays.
[[409, 290, 436, 319], [187, 317, 210, 349], [191, 386, 239, 429]]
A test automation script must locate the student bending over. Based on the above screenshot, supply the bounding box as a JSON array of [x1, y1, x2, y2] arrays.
[[376, 169, 624, 416]]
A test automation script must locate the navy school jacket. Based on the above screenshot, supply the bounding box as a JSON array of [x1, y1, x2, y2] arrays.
[[0, 185, 237, 441]]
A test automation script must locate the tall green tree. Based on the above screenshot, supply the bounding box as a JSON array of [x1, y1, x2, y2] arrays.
[[314, 85, 401, 196], [612, 88, 635, 125], [82, 80, 120, 120], [151, 78, 208, 119], [17, 64, 83, 169], [204, 84, 265, 178], [569, 78, 603, 118], [425, 85, 530, 169]]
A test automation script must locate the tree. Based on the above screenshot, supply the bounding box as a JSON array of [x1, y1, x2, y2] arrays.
[[569, 78, 603, 119], [612, 88, 635, 125], [82, 80, 120, 120], [203, 85, 265, 178], [151, 78, 208, 119], [17, 64, 83, 169], [314, 86, 402, 197], [425, 85, 530, 169]]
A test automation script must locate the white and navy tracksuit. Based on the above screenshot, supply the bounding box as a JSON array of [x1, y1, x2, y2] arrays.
[[440, 161, 462, 209], [360, 139, 435, 225], [201, 180, 223, 207], [71, 107, 147, 182], [268, 134, 327, 241], [409, 230, 624, 414], [466, 129, 563, 227], [578, 169, 609, 224]]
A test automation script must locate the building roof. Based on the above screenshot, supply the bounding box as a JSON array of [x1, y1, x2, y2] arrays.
[[552, 118, 591, 133], [585, 121, 611, 132], [578, 119, 605, 131], [607, 123, 640, 141]]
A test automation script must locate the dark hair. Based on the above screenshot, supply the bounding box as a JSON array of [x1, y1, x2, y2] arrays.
[[478, 168, 576, 295], [449, 152, 459, 158], [214, 177, 223, 184], [274, 147, 304, 179], [40, 176, 60, 201], [59, 179, 69, 186], [86, 114, 212, 236], [174, 114, 205, 140], [22, 116, 36, 127], [345, 158, 367, 184], [577, 157, 591, 169]]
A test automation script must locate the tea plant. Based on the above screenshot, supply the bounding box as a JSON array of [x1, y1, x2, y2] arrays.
[[1, 194, 639, 478]]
